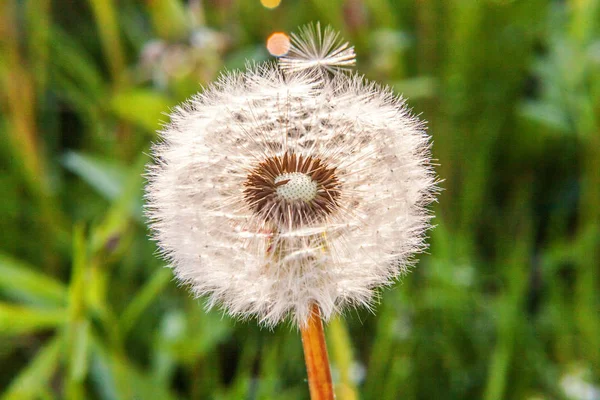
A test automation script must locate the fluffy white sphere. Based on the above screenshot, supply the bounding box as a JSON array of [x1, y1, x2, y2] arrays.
[[145, 26, 437, 327]]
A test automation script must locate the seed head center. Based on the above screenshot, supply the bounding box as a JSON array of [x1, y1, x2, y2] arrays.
[[243, 152, 341, 226], [274, 172, 317, 202]]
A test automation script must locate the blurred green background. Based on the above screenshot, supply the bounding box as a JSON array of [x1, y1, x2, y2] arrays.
[[1, 0, 599, 399]]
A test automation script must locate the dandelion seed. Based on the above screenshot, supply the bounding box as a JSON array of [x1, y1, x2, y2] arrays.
[[279, 22, 356, 73]]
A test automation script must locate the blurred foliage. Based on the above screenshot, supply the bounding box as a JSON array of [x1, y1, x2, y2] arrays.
[[0, 0, 599, 399]]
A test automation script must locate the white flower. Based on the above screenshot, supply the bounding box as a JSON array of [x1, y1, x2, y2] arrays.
[[145, 25, 437, 327]]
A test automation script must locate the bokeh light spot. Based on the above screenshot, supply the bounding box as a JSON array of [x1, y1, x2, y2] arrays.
[[266, 32, 290, 57], [260, 0, 281, 9]]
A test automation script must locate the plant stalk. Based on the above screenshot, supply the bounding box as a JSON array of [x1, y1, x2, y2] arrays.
[[301, 303, 334, 400]]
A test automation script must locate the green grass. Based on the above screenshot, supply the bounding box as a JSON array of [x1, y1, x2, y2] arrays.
[[1, 0, 599, 399]]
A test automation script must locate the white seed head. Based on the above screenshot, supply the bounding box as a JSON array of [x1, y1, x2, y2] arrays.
[[145, 24, 438, 328]]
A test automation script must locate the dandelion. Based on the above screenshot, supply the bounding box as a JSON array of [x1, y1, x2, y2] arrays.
[[145, 23, 437, 399]]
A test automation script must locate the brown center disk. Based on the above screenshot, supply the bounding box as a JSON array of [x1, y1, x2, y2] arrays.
[[244, 152, 341, 227]]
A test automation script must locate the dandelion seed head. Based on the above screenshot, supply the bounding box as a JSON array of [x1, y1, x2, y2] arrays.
[[145, 24, 438, 327]]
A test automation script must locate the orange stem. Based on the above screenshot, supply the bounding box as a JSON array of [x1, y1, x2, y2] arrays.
[[301, 304, 334, 400]]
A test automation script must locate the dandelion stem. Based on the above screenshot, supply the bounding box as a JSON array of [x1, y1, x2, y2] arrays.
[[301, 303, 334, 400]]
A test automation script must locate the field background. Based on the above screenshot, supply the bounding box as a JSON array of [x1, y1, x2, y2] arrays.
[[1, 0, 599, 399]]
